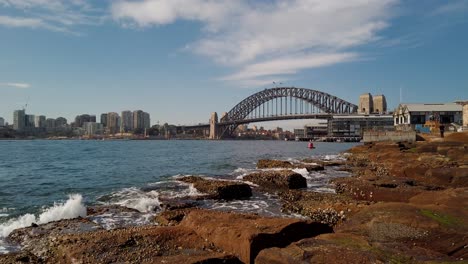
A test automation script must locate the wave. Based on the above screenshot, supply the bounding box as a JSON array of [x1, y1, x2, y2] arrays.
[[0, 194, 86, 238], [103, 187, 160, 213]]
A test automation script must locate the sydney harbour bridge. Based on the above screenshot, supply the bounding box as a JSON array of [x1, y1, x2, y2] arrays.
[[178, 87, 358, 139]]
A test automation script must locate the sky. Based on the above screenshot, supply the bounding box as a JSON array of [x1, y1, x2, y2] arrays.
[[0, 0, 467, 129]]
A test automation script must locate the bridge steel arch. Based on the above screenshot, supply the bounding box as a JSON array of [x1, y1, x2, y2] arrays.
[[219, 87, 358, 138]]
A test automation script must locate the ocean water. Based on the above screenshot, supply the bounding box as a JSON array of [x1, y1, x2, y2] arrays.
[[0, 140, 358, 252]]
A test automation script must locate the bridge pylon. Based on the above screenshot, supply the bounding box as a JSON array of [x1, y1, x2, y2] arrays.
[[209, 112, 219, 139]]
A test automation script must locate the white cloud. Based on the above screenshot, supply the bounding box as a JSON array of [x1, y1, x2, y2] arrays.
[[0, 0, 103, 33], [112, 0, 243, 30], [111, 0, 398, 87], [431, 0, 468, 16], [0, 15, 43, 28], [0, 82, 31, 88], [222, 52, 358, 81]]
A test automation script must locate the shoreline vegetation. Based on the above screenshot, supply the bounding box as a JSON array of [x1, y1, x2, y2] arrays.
[[1, 132, 467, 263]]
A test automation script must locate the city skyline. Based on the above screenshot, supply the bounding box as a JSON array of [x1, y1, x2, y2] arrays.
[[1, 1, 467, 128]]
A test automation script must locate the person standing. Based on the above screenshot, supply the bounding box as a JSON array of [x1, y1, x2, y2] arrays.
[[439, 124, 445, 138]]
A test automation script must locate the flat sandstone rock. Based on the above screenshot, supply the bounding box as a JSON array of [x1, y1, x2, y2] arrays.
[[180, 209, 332, 264]]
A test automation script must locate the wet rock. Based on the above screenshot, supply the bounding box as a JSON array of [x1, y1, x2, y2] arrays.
[[243, 170, 307, 190], [7, 218, 103, 260], [86, 205, 141, 216], [46, 226, 241, 264], [178, 176, 252, 200], [256, 159, 324, 171], [302, 158, 346, 167], [181, 209, 332, 264]]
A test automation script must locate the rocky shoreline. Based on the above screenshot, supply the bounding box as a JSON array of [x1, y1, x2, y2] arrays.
[[1, 133, 467, 263]]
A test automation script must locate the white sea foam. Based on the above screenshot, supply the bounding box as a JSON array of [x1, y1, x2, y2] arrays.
[[91, 211, 156, 230], [0, 194, 86, 238], [111, 188, 160, 213], [159, 182, 204, 198], [292, 168, 310, 178], [0, 214, 8, 218], [324, 154, 345, 160], [312, 187, 336, 193]]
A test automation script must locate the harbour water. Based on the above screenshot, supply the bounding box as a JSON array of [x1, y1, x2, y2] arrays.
[[0, 140, 358, 253]]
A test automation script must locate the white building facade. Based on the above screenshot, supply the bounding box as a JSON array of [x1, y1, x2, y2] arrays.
[[394, 103, 462, 126]]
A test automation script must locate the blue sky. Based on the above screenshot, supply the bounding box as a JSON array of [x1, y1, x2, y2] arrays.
[[0, 0, 467, 128]]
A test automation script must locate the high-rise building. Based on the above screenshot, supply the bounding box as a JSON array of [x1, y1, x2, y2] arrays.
[[55, 117, 68, 127], [133, 110, 144, 131], [84, 122, 104, 136], [143, 112, 150, 129], [373, 95, 387, 114], [74, 114, 95, 128], [100, 113, 108, 127], [121, 110, 133, 132], [107, 112, 120, 134], [359, 93, 373, 115], [46, 118, 56, 130], [13, 110, 26, 130], [26, 114, 35, 127], [0, 117, 4, 127], [35, 115, 46, 128]]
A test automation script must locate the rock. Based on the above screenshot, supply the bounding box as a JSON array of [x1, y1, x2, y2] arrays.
[[7, 218, 103, 260], [255, 233, 386, 264], [278, 190, 369, 226], [86, 205, 141, 216], [256, 159, 324, 172], [336, 199, 468, 259], [425, 167, 468, 187], [302, 158, 346, 167], [243, 170, 307, 190], [332, 176, 425, 203], [46, 226, 241, 264], [155, 208, 194, 226], [180, 209, 332, 264], [178, 176, 252, 200], [0, 251, 42, 264]]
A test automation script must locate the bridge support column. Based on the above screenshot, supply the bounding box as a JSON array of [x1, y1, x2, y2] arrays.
[[209, 112, 219, 139]]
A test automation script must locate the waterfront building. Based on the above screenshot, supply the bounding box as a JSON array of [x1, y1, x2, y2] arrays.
[[100, 113, 108, 128], [55, 117, 68, 128], [293, 128, 305, 139], [328, 115, 394, 137], [35, 115, 46, 128], [121, 110, 133, 132], [13, 110, 26, 130], [133, 110, 144, 131], [0, 117, 4, 127], [393, 103, 462, 126], [84, 122, 104, 136], [373, 95, 387, 114], [25, 114, 35, 128], [46, 118, 56, 130], [455, 101, 468, 128], [107, 112, 120, 134], [359, 93, 373, 114], [73, 114, 96, 128], [143, 112, 150, 129]]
